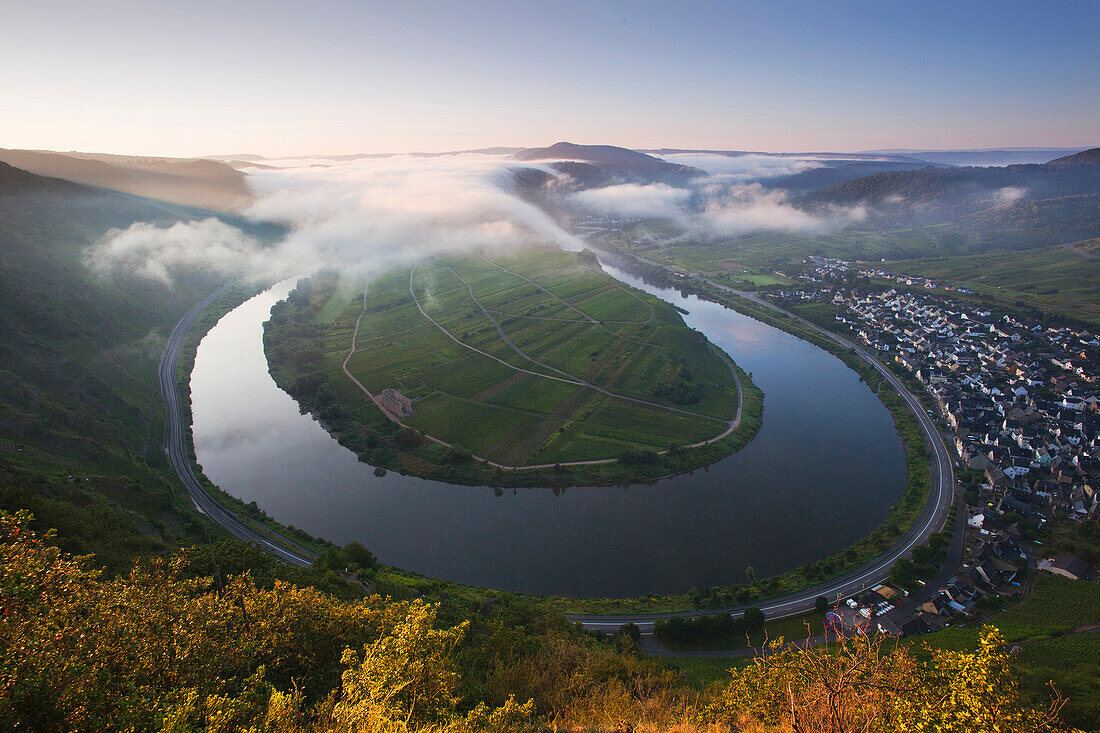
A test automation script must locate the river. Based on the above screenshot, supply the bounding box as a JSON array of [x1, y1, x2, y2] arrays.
[[190, 262, 906, 598]]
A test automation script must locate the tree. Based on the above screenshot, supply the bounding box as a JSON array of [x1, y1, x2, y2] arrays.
[[893, 627, 1066, 733], [700, 625, 1067, 733], [618, 623, 641, 643], [742, 606, 765, 631], [815, 595, 830, 614], [333, 601, 467, 728]]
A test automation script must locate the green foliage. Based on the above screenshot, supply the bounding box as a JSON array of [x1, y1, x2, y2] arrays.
[[1, 512, 1083, 733], [654, 607, 764, 645], [1055, 519, 1100, 566], [742, 606, 765, 631], [703, 627, 1067, 732], [335, 602, 467, 727]]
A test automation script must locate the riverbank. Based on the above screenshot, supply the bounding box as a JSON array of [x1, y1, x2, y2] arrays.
[[171, 283, 339, 560]]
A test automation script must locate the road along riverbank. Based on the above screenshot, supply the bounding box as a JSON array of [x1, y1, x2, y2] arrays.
[[563, 252, 958, 631]]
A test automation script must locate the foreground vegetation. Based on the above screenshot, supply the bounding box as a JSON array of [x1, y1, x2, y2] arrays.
[[909, 572, 1100, 731], [264, 246, 762, 486], [1, 511, 1083, 733]]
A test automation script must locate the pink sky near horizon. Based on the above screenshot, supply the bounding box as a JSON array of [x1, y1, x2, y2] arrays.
[[2, 1, 1097, 158]]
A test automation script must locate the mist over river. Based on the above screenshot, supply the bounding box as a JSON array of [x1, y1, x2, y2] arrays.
[[191, 263, 906, 598]]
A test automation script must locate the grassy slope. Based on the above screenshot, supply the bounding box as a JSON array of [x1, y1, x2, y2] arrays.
[[347, 248, 734, 462]]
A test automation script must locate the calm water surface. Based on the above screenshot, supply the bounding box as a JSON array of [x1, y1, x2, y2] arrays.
[[191, 265, 906, 597]]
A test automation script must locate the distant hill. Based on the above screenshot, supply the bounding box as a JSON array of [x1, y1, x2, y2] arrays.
[[512, 142, 703, 187], [804, 148, 1100, 216], [861, 148, 1087, 166], [1045, 148, 1100, 166], [0, 148, 251, 212], [959, 194, 1100, 248], [641, 148, 923, 162], [203, 153, 270, 162], [0, 160, 86, 194], [515, 142, 672, 166], [763, 160, 947, 194]]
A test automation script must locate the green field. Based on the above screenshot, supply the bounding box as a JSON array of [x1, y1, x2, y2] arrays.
[[266, 245, 762, 484], [883, 239, 1100, 325]]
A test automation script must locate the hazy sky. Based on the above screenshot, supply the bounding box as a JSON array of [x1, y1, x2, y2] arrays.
[[3, 0, 1098, 157]]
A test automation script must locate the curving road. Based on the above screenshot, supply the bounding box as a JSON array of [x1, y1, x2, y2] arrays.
[[159, 287, 316, 568], [567, 261, 959, 634]]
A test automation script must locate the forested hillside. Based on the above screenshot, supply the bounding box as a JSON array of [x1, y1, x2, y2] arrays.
[[0, 162, 265, 568]]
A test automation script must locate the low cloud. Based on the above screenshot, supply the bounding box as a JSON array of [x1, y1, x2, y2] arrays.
[[84, 218, 269, 285], [994, 186, 1028, 205], [656, 153, 831, 181], [85, 152, 869, 286], [699, 183, 866, 236], [246, 154, 582, 267], [568, 183, 691, 219], [86, 154, 585, 285], [564, 178, 864, 237]]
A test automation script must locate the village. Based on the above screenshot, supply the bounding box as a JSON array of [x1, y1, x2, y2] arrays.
[[770, 257, 1099, 635]]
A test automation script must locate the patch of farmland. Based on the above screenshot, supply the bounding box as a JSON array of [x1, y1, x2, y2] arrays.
[[489, 375, 579, 414], [572, 288, 651, 322]]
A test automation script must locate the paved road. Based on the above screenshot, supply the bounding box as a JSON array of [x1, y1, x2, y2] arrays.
[[568, 264, 959, 635], [159, 287, 316, 568]]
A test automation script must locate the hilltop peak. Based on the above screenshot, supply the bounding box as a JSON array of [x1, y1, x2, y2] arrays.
[[1045, 147, 1100, 166], [512, 142, 667, 166]]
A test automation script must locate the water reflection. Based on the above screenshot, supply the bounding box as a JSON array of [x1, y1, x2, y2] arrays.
[[191, 267, 906, 598]]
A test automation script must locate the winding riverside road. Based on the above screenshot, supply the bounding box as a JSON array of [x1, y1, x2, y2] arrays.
[[159, 287, 315, 568], [566, 260, 961, 635]]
